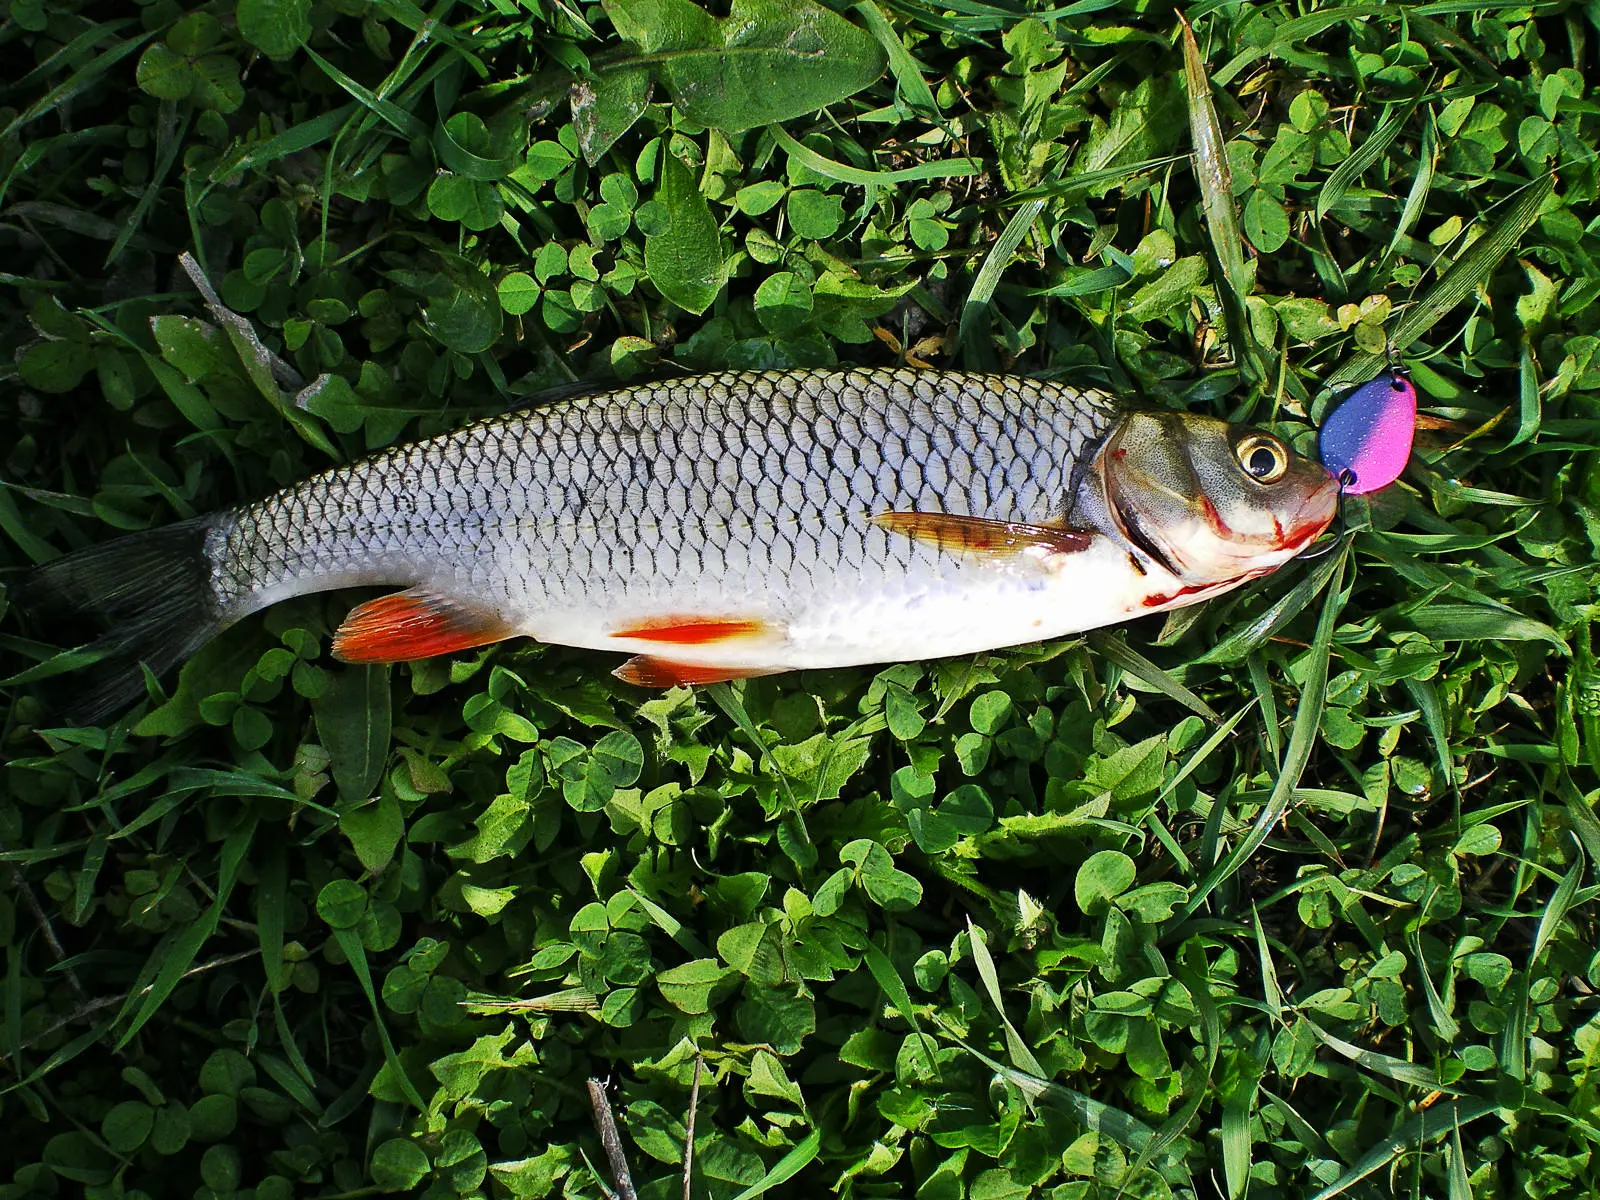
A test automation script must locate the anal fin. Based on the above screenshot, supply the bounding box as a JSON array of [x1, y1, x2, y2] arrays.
[[613, 656, 774, 688], [874, 511, 1092, 561], [332, 589, 515, 663]]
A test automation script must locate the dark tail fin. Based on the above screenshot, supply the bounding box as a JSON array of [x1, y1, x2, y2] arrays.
[[10, 516, 228, 725]]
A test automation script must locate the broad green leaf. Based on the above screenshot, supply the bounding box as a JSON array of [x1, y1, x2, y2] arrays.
[[498, 271, 539, 315], [18, 341, 90, 392], [135, 44, 194, 101], [656, 958, 731, 1013], [371, 1139, 430, 1190], [237, 0, 312, 59], [100, 1101, 155, 1153], [341, 793, 404, 874], [841, 839, 922, 909], [644, 148, 724, 313], [425, 255, 503, 353], [150, 315, 237, 383], [314, 665, 392, 803], [599, 0, 885, 132], [1075, 850, 1136, 914], [427, 174, 505, 231], [1125, 255, 1208, 322], [571, 69, 654, 166]]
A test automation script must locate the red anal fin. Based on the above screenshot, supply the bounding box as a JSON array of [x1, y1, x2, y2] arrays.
[[613, 656, 773, 688], [332, 590, 515, 663], [874, 511, 1092, 560], [610, 616, 774, 645]]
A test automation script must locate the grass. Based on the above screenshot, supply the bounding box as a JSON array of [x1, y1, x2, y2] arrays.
[[1, 0, 1598, 1197]]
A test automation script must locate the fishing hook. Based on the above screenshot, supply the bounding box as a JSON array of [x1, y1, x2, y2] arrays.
[[1298, 469, 1356, 559]]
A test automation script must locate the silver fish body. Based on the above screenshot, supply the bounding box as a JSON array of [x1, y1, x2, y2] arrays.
[[18, 367, 1338, 717]]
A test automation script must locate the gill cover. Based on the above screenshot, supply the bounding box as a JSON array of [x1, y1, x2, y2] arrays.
[[1098, 412, 1338, 583]]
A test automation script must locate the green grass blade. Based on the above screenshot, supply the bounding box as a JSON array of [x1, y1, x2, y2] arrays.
[[1530, 850, 1585, 966], [209, 102, 359, 181], [1388, 107, 1438, 258], [303, 46, 429, 139], [0, 29, 156, 138], [114, 817, 256, 1048], [770, 126, 979, 185], [1510, 339, 1541, 447], [1178, 18, 1246, 302], [1179, 15, 1264, 379], [1306, 1098, 1499, 1200], [1401, 677, 1455, 799], [852, 1, 940, 117], [1304, 1019, 1457, 1092], [627, 888, 712, 957], [1315, 99, 1416, 222], [330, 925, 428, 1110], [108, 102, 189, 266], [1157, 700, 1256, 807], [1220, 1077, 1254, 1199], [860, 938, 937, 1064], [1177, 548, 1348, 919], [1197, 550, 1345, 665], [1246, 651, 1281, 765], [958, 197, 1046, 357], [1089, 632, 1223, 723], [1324, 174, 1556, 390], [939, 1020, 1188, 1182], [726, 1130, 821, 1200], [964, 918, 1044, 1075]]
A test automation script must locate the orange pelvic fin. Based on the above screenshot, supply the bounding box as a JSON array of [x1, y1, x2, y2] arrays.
[[331, 590, 515, 663], [609, 615, 776, 645], [874, 511, 1093, 560], [613, 656, 774, 688]]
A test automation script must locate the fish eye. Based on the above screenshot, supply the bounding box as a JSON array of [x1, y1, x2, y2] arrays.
[[1235, 434, 1288, 484]]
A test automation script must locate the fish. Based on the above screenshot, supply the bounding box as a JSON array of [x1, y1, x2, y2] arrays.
[[11, 367, 1338, 724]]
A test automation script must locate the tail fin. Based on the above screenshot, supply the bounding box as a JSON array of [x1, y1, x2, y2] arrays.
[[11, 516, 229, 725]]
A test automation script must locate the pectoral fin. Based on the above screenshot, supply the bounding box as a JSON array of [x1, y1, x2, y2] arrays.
[[332, 590, 515, 663], [873, 511, 1092, 561]]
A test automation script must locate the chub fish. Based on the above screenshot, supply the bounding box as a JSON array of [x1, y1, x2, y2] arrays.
[[14, 368, 1338, 723]]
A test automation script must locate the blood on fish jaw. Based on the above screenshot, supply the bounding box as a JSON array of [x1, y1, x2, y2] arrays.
[[1279, 522, 1323, 553], [1140, 580, 1228, 609], [1198, 495, 1233, 538], [1139, 567, 1270, 610]]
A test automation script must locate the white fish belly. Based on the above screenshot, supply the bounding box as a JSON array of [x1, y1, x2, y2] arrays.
[[516, 539, 1180, 672]]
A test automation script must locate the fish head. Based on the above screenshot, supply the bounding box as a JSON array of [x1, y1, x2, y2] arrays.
[[1099, 412, 1338, 583]]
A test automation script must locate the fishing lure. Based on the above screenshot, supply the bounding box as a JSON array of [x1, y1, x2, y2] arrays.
[[1317, 370, 1417, 495]]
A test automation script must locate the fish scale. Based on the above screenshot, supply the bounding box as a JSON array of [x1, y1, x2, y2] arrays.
[[210, 368, 1119, 627], [18, 366, 1338, 723]]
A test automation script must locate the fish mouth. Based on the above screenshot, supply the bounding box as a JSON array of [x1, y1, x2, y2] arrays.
[[1278, 473, 1340, 553]]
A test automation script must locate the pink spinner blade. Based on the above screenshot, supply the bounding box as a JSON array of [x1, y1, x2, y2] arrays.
[[1318, 371, 1417, 495]]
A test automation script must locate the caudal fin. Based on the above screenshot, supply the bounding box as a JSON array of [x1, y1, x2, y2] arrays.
[[11, 516, 228, 725]]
